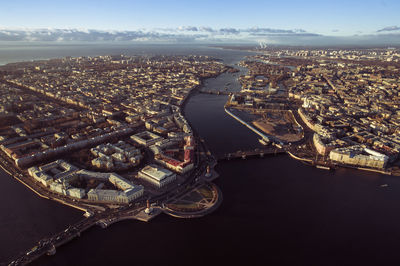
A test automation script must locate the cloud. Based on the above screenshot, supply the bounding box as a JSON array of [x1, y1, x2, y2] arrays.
[[219, 28, 240, 34], [0, 28, 190, 42], [244, 27, 306, 34], [177, 26, 198, 31], [156, 26, 311, 36], [249, 32, 320, 37], [0, 26, 399, 46], [199, 26, 215, 32], [377, 26, 400, 32]]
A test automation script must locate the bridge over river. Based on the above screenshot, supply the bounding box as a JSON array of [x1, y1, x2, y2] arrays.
[[217, 147, 286, 161], [8, 204, 148, 266], [199, 90, 231, 95]]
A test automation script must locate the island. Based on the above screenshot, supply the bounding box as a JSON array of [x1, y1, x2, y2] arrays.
[[0, 55, 230, 265]]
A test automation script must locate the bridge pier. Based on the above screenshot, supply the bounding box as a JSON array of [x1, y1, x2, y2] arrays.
[[97, 221, 108, 229], [46, 244, 56, 256]]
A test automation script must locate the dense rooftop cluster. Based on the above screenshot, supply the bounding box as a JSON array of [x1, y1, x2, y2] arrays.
[[3, 55, 227, 114], [257, 47, 400, 62], [290, 58, 400, 169], [229, 49, 400, 170], [0, 55, 229, 204]]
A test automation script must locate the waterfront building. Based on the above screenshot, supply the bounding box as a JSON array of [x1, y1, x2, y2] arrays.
[[87, 173, 144, 203], [28, 160, 78, 187], [329, 145, 389, 169], [48, 180, 85, 199], [313, 133, 348, 156], [28, 160, 143, 202], [67, 187, 86, 199], [49, 182, 67, 194], [29, 167, 53, 187], [87, 186, 143, 203], [138, 164, 176, 187]]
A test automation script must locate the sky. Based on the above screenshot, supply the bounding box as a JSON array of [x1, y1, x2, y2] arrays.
[[0, 0, 399, 35], [0, 0, 400, 45]]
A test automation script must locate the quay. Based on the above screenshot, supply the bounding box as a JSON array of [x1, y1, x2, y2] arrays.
[[224, 107, 277, 144]]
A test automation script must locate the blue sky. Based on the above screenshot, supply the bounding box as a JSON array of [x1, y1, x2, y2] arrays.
[[0, 0, 399, 36]]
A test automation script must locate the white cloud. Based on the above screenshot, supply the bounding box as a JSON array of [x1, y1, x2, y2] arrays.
[[0, 26, 398, 45]]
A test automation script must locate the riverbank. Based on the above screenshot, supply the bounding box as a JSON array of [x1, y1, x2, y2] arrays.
[[224, 107, 272, 143], [0, 156, 53, 200], [224, 108, 396, 176], [0, 154, 95, 214]]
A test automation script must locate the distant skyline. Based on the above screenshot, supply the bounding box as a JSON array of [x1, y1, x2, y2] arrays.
[[1, 0, 400, 45]]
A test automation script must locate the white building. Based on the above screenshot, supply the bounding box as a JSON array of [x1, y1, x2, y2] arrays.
[[87, 173, 144, 203], [28, 166, 54, 186], [329, 145, 389, 169], [28, 160, 144, 203], [67, 188, 86, 199], [138, 164, 176, 188], [87, 185, 143, 203]]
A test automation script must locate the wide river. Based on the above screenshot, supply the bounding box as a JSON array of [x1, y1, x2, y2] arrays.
[[1, 44, 400, 266]]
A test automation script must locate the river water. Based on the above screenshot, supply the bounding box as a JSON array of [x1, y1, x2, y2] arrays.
[[1, 44, 400, 266]]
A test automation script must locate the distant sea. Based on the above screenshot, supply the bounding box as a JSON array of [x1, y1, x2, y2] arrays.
[[1, 43, 400, 266], [0, 42, 247, 66]]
